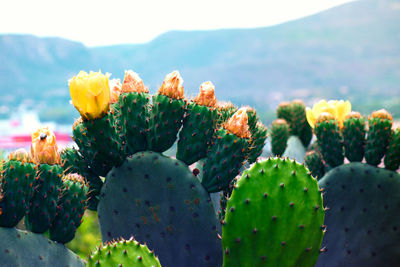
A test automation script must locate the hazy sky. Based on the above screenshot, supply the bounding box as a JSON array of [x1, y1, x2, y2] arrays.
[[1, 0, 352, 46]]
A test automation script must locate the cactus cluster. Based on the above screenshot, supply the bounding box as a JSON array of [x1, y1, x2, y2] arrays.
[[62, 69, 327, 267], [0, 131, 89, 244], [298, 102, 400, 266]]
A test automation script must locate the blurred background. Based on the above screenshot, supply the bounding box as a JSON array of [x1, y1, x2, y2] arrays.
[[0, 0, 399, 256]]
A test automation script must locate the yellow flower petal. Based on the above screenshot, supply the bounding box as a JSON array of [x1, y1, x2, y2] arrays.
[[69, 70, 110, 120], [306, 107, 316, 128]]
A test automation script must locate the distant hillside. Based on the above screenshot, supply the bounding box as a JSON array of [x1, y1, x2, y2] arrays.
[[0, 0, 399, 123]]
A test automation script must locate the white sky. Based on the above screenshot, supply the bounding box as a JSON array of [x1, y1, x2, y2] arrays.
[[0, 0, 353, 47]]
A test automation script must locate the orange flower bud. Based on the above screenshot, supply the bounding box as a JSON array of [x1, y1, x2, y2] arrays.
[[316, 112, 336, 124], [345, 111, 362, 119], [223, 107, 251, 139], [121, 70, 149, 94], [31, 127, 60, 165], [370, 109, 393, 121], [194, 81, 217, 107], [158, 71, 184, 99]]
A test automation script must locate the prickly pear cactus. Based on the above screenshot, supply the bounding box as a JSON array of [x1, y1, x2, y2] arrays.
[[303, 105, 400, 266], [68, 70, 269, 267], [87, 238, 161, 267], [317, 163, 400, 267], [0, 227, 84, 267], [222, 158, 325, 267]]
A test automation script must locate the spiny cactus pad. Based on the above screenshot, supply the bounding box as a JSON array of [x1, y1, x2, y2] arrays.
[[49, 174, 88, 244], [317, 163, 400, 267], [25, 163, 63, 233], [0, 227, 84, 266], [222, 158, 325, 267], [116, 92, 150, 155], [270, 119, 289, 157], [87, 238, 161, 267], [60, 147, 103, 211], [0, 159, 36, 227], [98, 152, 222, 267], [147, 94, 186, 152], [73, 115, 125, 177], [176, 102, 218, 165], [201, 128, 249, 192]]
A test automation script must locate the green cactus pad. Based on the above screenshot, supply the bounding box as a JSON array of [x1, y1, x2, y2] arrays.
[[282, 136, 307, 163], [384, 128, 400, 170], [72, 114, 125, 177], [314, 118, 344, 167], [365, 114, 392, 166], [49, 174, 88, 244], [0, 159, 36, 227], [342, 115, 366, 162], [246, 107, 258, 134], [305, 151, 325, 179], [270, 120, 289, 157], [317, 163, 400, 267], [116, 92, 150, 155], [201, 128, 250, 193], [87, 238, 161, 267], [98, 152, 222, 267], [276, 102, 292, 124], [176, 102, 218, 165], [25, 163, 63, 233], [222, 158, 325, 267], [147, 94, 186, 152], [0, 227, 83, 266], [247, 122, 268, 164], [60, 147, 103, 211]]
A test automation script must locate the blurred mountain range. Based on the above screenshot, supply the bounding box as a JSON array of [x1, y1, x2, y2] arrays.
[[0, 0, 399, 123]]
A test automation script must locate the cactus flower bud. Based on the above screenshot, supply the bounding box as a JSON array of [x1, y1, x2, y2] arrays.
[[69, 70, 111, 120], [370, 109, 393, 121], [194, 81, 217, 107], [109, 79, 122, 104], [63, 173, 87, 186], [31, 127, 60, 165], [345, 111, 362, 119], [223, 107, 251, 139], [158, 71, 184, 99], [306, 100, 351, 129], [216, 101, 235, 111], [316, 112, 336, 124], [8, 148, 32, 162], [121, 70, 149, 94]]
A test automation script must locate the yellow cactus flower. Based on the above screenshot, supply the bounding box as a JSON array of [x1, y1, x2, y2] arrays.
[[158, 71, 184, 99], [109, 79, 122, 104], [216, 101, 235, 111], [306, 100, 351, 128], [194, 81, 217, 107], [69, 70, 111, 120], [121, 70, 149, 94], [31, 127, 60, 165], [223, 107, 251, 139]]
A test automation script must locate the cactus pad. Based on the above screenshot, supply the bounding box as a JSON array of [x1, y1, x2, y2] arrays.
[[98, 152, 222, 267], [0, 227, 83, 266], [222, 158, 325, 267], [87, 238, 161, 267], [317, 163, 400, 267], [0, 159, 36, 227]]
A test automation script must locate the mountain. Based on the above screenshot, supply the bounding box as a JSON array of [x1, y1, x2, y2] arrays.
[[0, 0, 399, 123]]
